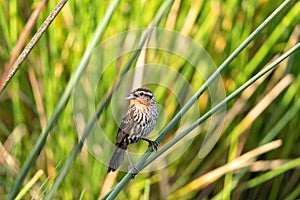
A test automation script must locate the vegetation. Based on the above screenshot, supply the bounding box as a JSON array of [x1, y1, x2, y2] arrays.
[[0, 0, 300, 199]]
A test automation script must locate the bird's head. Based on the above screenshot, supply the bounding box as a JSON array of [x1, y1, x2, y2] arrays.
[[126, 88, 156, 106]]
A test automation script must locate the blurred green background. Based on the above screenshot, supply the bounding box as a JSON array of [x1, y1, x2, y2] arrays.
[[1, 0, 300, 199]]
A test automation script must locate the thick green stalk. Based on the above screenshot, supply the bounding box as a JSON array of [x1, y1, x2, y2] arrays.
[[8, 0, 120, 199], [101, 1, 293, 199], [143, 42, 300, 169], [45, 0, 175, 198]]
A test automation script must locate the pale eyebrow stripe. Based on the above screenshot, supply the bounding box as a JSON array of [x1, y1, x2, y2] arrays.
[[136, 91, 152, 96], [143, 92, 153, 97]]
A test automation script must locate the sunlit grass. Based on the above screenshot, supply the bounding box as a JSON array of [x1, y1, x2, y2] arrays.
[[1, 0, 300, 199]]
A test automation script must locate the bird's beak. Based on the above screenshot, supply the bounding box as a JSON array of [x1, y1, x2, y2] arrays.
[[125, 92, 136, 100]]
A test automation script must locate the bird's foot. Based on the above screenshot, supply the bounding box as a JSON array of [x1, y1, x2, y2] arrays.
[[141, 138, 159, 151], [148, 140, 159, 152], [128, 165, 139, 179]]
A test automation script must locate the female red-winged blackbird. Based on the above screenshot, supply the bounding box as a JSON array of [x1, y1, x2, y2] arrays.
[[107, 88, 158, 178]]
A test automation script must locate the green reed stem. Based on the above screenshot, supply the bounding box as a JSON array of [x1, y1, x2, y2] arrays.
[[144, 42, 300, 169], [8, 0, 120, 199], [45, 0, 175, 199], [101, 1, 294, 199]]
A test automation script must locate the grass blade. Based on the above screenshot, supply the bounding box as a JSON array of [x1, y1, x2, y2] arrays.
[[44, 0, 175, 199], [7, 0, 119, 199], [101, 1, 294, 198], [244, 157, 300, 189], [0, 0, 68, 94], [143, 42, 300, 169]]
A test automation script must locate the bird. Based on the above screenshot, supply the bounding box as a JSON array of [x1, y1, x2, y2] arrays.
[[107, 88, 159, 178]]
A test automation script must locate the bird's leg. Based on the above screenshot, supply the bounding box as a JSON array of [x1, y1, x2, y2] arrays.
[[125, 150, 139, 179], [141, 138, 159, 152]]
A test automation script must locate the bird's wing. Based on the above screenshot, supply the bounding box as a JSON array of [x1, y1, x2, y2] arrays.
[[115, 129, 127, 147], [115, 106, 135, 145]]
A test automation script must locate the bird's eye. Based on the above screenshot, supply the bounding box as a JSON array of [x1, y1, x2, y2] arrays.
[[140, 92, 144, 96]]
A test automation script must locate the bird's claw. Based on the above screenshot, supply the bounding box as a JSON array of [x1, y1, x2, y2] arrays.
[[148, 140, 159, 152], [128, 165, 139, 179]]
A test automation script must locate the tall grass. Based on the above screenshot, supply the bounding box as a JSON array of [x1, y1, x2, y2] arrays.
[[0, 0, 300, 199]]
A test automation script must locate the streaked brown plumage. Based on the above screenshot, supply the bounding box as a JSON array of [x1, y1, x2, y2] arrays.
[[107, 88, 158, 178]]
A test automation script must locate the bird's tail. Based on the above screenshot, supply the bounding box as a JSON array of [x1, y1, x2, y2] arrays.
[[107, 146, 125, 173]]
